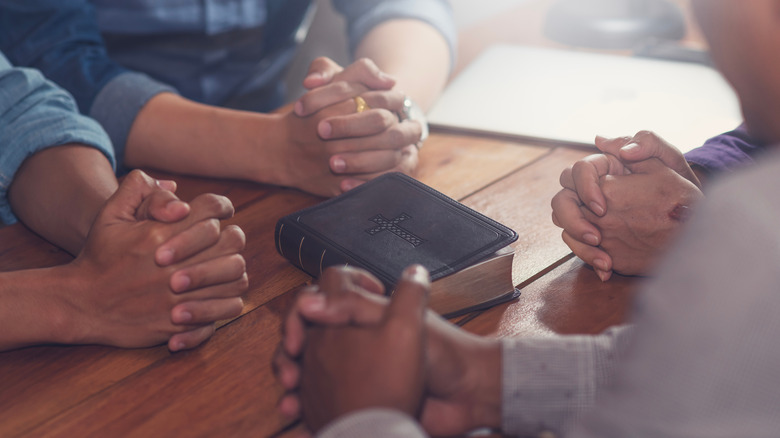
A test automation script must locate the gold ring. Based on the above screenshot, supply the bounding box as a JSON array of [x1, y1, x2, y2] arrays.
[[354, 96, 370, 113]]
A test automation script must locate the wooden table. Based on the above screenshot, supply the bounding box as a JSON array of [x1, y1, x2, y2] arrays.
[[0, 130, 640, 437], [3, 0, 709, 434]]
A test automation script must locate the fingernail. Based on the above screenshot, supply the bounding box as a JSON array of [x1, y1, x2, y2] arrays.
[[331, 157, 346, 173], [621, 142, 640, 153], [171, 341, 186, 352], [155, 179, 177, 191], [596, 269, 611, 282], [294, 101, 304, 116], [301, 294, 326, 313], [595, 135, 608, 143], [589, 202, 605, 216], [166, 199, 187, 213], [305, 72, 322, 82], [176, 310, 192, 323], [594, 259, 609, 272], [402, 265, 430, 285], [171, 273, 191, 293], [157, 248, 175, 266], [583, 233, 599, 246], [318, 121, 332, 139]]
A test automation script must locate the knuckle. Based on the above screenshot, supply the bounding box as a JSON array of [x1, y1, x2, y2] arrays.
[[633, 130, 656, 143], [124, 169, 154, 188], [229, 297, 245, 316], [223, 225, 247, 251], [570, 160, 587, 176], [386, 125, 407, 146], [146, 226, 170, 247], [312, 56, 330, 66], [367, 91, 392, 109], [634, 130, 653, 138], [373, 109, 395, 129], [355, 57, 375, 71], [296, 93, 313, 110], [126, 169, 148, 181], [410, 119, 423, 140], [333, 81, 352, 95], [559, 167, 573, 185], [203, 218, 221, 237], [232, 254, 247, 274], [200, 194, 234, 217], [236, 273, 250, 291]]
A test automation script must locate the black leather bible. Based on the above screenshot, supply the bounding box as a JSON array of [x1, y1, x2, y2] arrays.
[[274, 173, 520, 317]]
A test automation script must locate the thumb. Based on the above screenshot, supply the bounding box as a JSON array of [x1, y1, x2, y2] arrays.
[[100, 170, 160, 222], [136, 189, 191, 223], [623, 157, 669, 174], [346, 59, 396, 91], [303, 57, 343, 89], [384, 265, 430, 331], [618, 131, 685, 167], [594, 135, 632, 156]]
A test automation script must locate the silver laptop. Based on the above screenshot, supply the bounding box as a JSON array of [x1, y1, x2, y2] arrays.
[[427, 45, 742, 153]]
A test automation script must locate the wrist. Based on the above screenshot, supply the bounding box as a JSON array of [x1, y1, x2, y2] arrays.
[[252, 111, 297, 187], [465, 337, 503, 429], [127, 94, 290, 185], [689, 163, 709, 189], [45, 263, 94, 345], [399, 96, 429, 148], [5, 265, 87, 347]]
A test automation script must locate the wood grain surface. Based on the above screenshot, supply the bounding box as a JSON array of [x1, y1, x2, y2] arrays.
[[0, 0, 689, 435]]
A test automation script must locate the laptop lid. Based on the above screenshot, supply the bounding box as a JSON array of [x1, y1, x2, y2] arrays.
[[427, 45, 742, 153]]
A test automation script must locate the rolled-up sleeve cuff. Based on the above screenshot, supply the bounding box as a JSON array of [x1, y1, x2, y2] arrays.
[[342, 0, 457, 71], [0, 122, 112, 225], [89, 71, 177, 172], [0, 62, 115, 225], [317, 408, 427, 438]]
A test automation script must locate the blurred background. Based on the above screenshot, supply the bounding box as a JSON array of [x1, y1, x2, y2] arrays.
[[285, 0, 701, 101], [286, 0, 539, 100]]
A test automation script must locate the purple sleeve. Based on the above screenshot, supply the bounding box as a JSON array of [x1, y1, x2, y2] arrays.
[[683, 124, 766, 175]]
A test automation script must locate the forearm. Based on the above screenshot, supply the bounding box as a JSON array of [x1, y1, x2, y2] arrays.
[[0, 265, 78, 351], [450, 332, 503, 430], [355, 20, 451, 111], [125, 93, 289, 186], [8, 145, 118, 255]]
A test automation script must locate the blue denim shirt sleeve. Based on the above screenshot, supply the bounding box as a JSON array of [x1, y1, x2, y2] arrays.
[[332, 0, 457, 70], [0, 0, 176, 170], [0, 52, 115, 225]]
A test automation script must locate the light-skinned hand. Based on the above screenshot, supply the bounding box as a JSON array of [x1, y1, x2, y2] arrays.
[[280, 57, 422, 195], [581, 158, 703, 276], [552, 131, 704, 280]]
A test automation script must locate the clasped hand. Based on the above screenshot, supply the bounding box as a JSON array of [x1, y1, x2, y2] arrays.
[[551, 131, 704, 280], [280, 57, 423, 197], [273, 266, 502, 436], [64, 170, 248, 351]]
